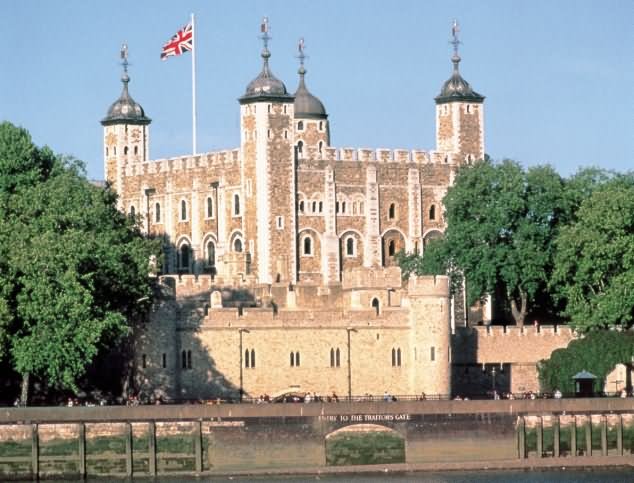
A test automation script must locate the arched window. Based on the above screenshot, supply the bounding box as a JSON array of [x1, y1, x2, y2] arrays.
[[251, 349, 255, 368], [318, 141, 323, 153], [388, 203, 396, 220], [234, 238, 243, 253], [330, 348, 335, 367], [206, 241, 215, 266], [155, 203, 161, 223], [179, 244, 191, 270], [130, 205, 135, 217], [429, 204, 436, 221], [303, 236, 312, 255], [297, 121, 304, 131], [297, 140, 304, 155], [397, 348, 402, 367], [295, 351, 300, 366], [318, 201, 323, 213], [372, 298, 380, 315], [233, 194, 240, 216], [336, 348, 340, 367], [245, 349, 250, 368], [206, 197, 214, 218], [312, 201, 317, 213], [181, 200, 187, 221], [346, 237, 355, 256], [391, 348, 396, 367], [124, 146, 129, 155], [299, 200, 304, 213], [388, 240, 396, 256], [290, 352, 295, 367], [336, 201, 340, 213]]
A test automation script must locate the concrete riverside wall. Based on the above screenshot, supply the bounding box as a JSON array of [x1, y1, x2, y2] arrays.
[[0, 399, 632, 477]]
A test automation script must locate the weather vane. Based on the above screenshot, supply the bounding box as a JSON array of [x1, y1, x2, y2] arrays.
[[297, 37, 306, 67], [260, 17, 270, 49], [450, 20, 461, 56], [120, 42, 129, 73]]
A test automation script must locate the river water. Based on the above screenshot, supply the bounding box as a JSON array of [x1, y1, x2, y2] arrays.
[[93, 469, 632, 482]]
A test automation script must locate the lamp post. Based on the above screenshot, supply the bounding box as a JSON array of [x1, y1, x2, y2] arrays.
[[238, 328, 250, 402], [346, 327, 357, 402], [491, 366, 497, 397]]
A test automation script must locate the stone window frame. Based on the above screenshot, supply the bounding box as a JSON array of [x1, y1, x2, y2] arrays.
[[344, 235, 356, 258], [330, 347, 341, 367], [154, 202, 162, 224], [428, 204, 437, 221], [205, 196, 214, 219], [232, 192, 242, 217], [296, 140, 304, 157], [177, 238, 192, 272], [388, 202, 398, 221], [297, 121, 304, 131], [391, 347, 402, 367], [179, 198, 189, 222], [203, 236, 216, 267], [301, 234, 314, 257], [245, 348, 256, 368]]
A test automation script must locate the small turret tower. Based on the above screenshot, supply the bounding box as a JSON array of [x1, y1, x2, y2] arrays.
[[293, 39, 330, 158], [239, 18, 296, 284], [435, 21, 484, 165], [101, 44, 151, 206]]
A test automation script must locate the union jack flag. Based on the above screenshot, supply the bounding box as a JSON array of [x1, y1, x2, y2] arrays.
[[161, 21, 193, 60]]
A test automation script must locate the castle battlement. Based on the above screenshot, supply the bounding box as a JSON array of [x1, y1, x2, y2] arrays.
[[406, 275, 450, 297], [122, 148, 241, 178], [322, 147, 434, 164], [474, 325, 575, 338]]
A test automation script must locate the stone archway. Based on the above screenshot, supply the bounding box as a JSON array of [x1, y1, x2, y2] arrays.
[[381, 229, 406, 267], [325, 424, 405, 466]]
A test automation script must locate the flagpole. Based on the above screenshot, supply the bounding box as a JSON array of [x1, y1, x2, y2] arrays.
[[191, 12, 197, 155]]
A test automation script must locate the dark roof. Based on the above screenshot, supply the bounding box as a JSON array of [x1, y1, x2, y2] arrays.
[[240, 48, 293, 104], [101, 74, 151, 126], [293, 67, 327, 119], [435, 54, 484, 105]]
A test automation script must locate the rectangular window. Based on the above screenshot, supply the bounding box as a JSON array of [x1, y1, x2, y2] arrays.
[[162, 353, 166, 368], [430, 346, 435, 362]]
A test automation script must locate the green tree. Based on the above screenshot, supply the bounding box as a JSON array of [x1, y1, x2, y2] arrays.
[[436, 159, 565, 327], [550, 177, 634, 332], [0, 122, 160, 404], [538, 331, 634, 394]]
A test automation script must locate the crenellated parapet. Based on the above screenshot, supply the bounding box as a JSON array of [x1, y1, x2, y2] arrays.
[[315, 147, 461, 165], [406, 275, 450, 298], [121, 148, 241, 178]]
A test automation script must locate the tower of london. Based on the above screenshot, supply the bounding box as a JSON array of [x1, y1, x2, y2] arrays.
[[100, 22, 570, 401]]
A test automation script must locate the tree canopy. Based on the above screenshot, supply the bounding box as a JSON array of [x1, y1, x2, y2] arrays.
[[412, 159, 566, 327], [0, 121, 160, 404], [538, 330, 634, 394], [550, 176, 634, 332]]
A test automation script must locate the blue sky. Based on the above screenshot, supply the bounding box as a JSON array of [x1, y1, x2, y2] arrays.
[[1, 1, 631, 180]]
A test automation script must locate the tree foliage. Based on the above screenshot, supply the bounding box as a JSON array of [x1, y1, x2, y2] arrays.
[[0, 121, 161, 403], [428, 159, 565, 327], [550, 176, 634, 332], [538, 330, 634, 394]]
